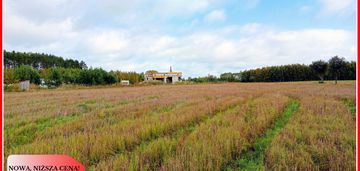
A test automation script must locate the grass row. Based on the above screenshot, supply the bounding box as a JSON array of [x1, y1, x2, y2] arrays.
[[265, 96, 356, 170], [11, 95, 247, 167], [161, 94, 289, 171], [224, 99, 299, 170], [91, 100, 244, 170]]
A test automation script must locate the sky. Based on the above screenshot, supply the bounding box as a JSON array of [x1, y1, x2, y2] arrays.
[[4, 0, 357, 77]]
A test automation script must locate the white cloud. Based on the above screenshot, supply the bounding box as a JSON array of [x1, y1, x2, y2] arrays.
[[4, 13, 75, 48], [3, 0, 356, 77], [5, 18, 356, 77], [85, 30, 129, 55], [318, 0, 355, 15], [204, 10, 226, 22]]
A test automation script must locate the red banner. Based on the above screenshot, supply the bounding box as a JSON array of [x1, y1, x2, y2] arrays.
[[7, 155, 85, 171]]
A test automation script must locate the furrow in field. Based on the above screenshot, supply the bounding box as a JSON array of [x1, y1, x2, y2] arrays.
[[5, 93, 175, 149], [90, 97, 248, 170], [6, 86, 208, 148], [11, 94, 249, 167], [265, 96, 356, 170], [35, 95, 187, 140], [224, 99, 299, 170], [161, 94, 289, 171]]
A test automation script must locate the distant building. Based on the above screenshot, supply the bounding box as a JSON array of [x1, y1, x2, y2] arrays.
[[144, 66, 182, 84], [121, 80, 130, 86]]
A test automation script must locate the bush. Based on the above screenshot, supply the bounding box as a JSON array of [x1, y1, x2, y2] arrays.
[[4, 68, 16, 84], [4, 84, 18, 92]]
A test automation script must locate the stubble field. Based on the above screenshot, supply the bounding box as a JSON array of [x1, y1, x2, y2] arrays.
[[5, 82, 356, 170]]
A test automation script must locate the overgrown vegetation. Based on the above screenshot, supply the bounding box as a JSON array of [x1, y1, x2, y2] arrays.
[[4, 82, 355, 169]]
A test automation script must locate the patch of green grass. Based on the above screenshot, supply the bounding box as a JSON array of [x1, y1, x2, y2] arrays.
[[342, 98, 356, 117], [5, 112, 81, 149], [225, 100, 299, 170]]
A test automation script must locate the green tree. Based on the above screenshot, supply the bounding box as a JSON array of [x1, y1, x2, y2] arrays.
[[310, 60, 328, 83], [14, 65, 40, 84], [328, 56, 346, 84], [104, 72, 118, 84], [78, 68, 117, 85], [220, 73, 236, 82], [4, 50, 87, 69], [46, 68, 63, 87]]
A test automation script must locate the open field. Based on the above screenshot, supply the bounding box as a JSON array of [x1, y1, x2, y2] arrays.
[[5, 82, 356, 170]]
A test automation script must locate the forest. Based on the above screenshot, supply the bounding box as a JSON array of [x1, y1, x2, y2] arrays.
[[190, 56, 356, 83], [4, 50, 88, 69]]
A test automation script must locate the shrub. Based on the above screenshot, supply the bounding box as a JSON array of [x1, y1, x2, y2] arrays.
[[4, 68, 16, 84]]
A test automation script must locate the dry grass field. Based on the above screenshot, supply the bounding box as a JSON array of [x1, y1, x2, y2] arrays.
[[5, 82, 356, 170]]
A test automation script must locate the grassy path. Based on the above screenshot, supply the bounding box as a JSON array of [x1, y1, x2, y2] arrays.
[[224, 99, 299, 170]]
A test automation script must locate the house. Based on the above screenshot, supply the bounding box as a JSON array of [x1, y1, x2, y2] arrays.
[[144, 67, 182, 84]]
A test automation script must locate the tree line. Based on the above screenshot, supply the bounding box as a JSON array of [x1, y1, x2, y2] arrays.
[[189, 56, 355, 83], [4, 66, 144, 87], [4, 50, 145, 88], [4, 50, 88, 69], [4, 53, 355, 89]]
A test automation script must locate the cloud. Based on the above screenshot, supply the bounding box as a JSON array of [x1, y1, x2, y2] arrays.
[[204, 10, 226, 22], [5, 0, 215, 29], [318, 0, 355, 15], [4, 13, 76, 48], [85, 30, 129, 55], [3, 0, 356, 77], [5, 16, 356, 77]]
